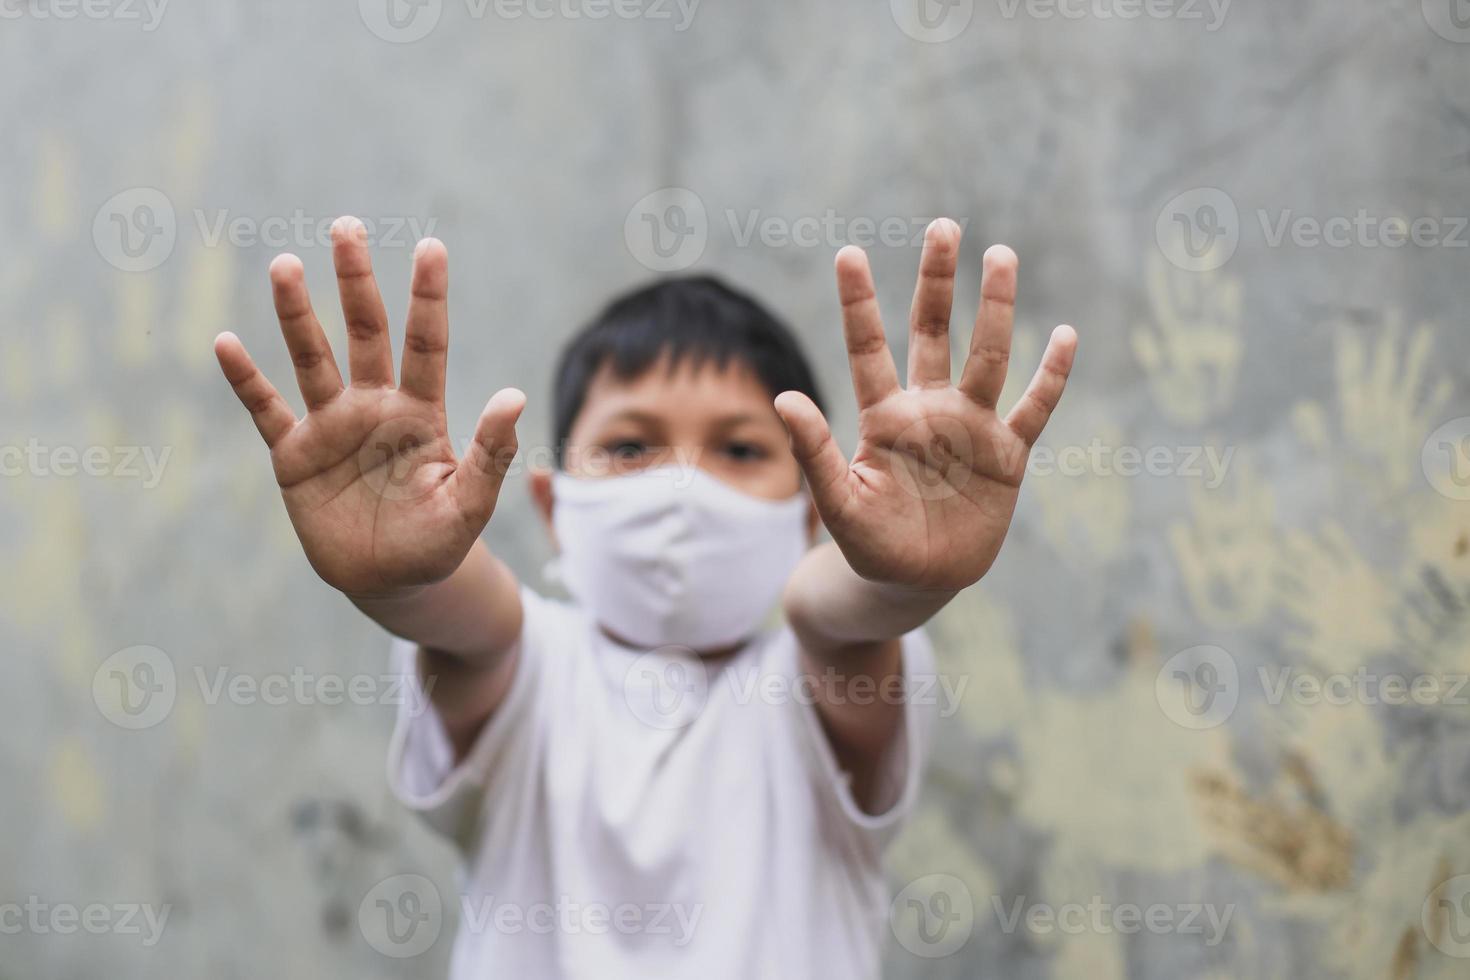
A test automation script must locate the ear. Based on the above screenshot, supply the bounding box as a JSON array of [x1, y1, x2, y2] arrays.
[[529, 465, 558, 548]]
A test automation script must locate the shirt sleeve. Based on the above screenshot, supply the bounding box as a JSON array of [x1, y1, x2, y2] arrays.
[[383, 585, 558, 857], [780, 627, 939, 851]]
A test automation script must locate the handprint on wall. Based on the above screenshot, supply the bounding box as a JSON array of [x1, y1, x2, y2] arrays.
[[1277, 522, 1399, 675], [1132, 250, 1244, 426], [1031, 419, 1133, 567], [1169, 456, 1278, 628], [1293, 315, 1451, 506]]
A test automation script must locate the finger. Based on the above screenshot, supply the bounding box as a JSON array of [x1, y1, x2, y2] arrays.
[[214, 331, 297, 448], [450, 387, 526, 528], [835, 246, 900, 410], [907, 218, 961, 387], [773, 390, 851, 516], [401, 238, 449, 404], [958, 244, 1018, 408], [270, 253, 344, 410], [1005, 324, 1077, 446], [331, 217, 395, 387]]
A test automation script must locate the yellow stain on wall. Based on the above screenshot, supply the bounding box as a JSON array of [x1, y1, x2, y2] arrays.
[[1031, 418, 1133, 566], [1034, 847, 1125, 980], [0, 256, 40, 403], [46, 304, 84, 389], [48, 739, 105, 834], [156, 400, 198, 513], [1295, 316, 1451, 506], [59, 613, 99, 692], [35, 132, 76, 243], [1170, 457, 1278, 628], [0, 480, 86, 630], [932, 588, 1028, 739], [888, 805, 999, 903], [114, 273, 157, 368], [1131, 251, 1243, 426], [165, 86, 214, 203], [175, 242, 235, 374], [1278, 523, 1398, 674], [1313, 810, 1470, 980], [1, 332, 36, 404], [1014, 663, 1232, 872]]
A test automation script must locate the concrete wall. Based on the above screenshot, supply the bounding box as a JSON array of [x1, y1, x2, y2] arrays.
[[3, 0, 1469, 975]]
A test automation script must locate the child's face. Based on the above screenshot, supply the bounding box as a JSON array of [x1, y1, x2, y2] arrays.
[[566, 354, 802, 499], [530, 352, 818, 540]]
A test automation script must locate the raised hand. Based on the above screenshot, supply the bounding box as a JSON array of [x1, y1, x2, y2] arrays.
[[773, 219, 1076, 593], [214, 219, 524, 597]]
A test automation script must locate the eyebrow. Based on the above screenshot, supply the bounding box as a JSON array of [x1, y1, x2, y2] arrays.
[[600, 409, 769, 429]]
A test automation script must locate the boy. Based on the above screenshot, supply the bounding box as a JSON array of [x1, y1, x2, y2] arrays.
[[213, 216, 1075, 978]]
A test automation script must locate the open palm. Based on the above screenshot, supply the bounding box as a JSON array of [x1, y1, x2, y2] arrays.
[[214, 219, 524, 597], [774, 220, 1077, 592]]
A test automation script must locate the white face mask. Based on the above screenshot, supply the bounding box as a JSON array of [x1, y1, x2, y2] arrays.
[[551, 466, 810, 651]]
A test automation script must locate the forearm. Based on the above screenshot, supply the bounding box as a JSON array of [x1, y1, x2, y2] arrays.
[[782, 541, 955, 662], [347, 539, 522, 663]]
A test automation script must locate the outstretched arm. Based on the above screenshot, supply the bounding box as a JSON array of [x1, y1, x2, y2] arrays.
[[775, 219, 1077, 809], [214, 219, 526, 754]]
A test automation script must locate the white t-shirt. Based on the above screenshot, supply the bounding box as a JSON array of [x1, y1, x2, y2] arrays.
[[387, 586, 936, 980]]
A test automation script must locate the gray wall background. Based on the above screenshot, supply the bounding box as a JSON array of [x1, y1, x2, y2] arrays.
[[4, 0, 1470, 976]]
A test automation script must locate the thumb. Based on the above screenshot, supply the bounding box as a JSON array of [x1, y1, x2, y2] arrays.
[[773, 391, 849, 518], [451, 387, 526, 527]]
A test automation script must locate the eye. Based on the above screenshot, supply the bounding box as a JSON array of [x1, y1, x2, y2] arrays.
[[723, 440, 768, 462], [608, 439, 647, 460]]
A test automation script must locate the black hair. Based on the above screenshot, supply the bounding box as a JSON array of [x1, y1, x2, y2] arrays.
[[552, 275, 823, 465]]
